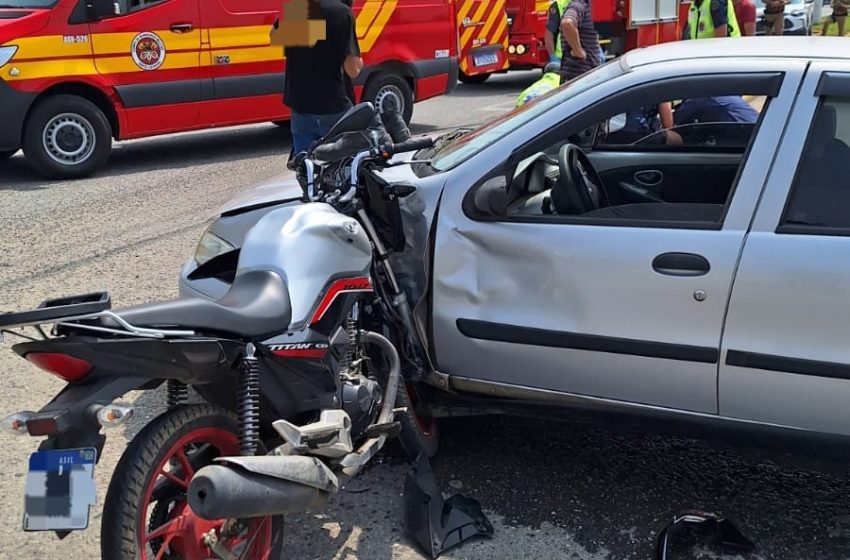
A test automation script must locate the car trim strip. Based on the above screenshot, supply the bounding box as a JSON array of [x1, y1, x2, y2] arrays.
[[456, 319, 720, 364], [726, 350, 850, 380]]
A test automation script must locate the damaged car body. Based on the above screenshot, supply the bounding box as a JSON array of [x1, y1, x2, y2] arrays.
[[181, 37, 850, 458]]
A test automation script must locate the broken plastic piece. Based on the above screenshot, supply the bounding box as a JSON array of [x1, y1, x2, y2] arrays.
[[655, 509, 755, 559], [403, 453, 494, 558]]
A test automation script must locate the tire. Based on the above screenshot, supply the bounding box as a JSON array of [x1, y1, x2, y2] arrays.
[[0, 149, 18, 160], [23, 94, 112, 180], [362, 73, 414, 125], [101, 404, 285, 560], [396, 380, 440, 459], [458, 71, 491, 85]]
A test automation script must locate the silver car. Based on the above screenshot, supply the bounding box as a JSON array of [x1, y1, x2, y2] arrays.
[[182, 37, 850, 448], [755, 0, 816, 35]]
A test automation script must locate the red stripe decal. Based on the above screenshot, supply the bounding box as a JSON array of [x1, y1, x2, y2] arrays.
[[309, 276, 373, 325], [272, 348, 328, 359]]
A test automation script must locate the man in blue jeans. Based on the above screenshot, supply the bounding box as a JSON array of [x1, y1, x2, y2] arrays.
[[278, 0, 363, 160]]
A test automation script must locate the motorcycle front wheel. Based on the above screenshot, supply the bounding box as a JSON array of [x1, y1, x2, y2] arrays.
[[101, 403, 285, 559]]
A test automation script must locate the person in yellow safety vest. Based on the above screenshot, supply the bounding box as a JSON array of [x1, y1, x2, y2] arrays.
[[545, 0, 571, 63], [685, 0, 741, 39], [516, 62, 562, 107]]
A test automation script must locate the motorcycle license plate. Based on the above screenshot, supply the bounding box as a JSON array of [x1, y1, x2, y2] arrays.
[[473, 52, 499, 67], [22, 448, 97, 532]]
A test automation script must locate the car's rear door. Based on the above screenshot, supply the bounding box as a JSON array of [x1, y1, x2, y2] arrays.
[[90, 0, 202, 135], [431, 60, 805, 414], [719, 62, 850, 436]]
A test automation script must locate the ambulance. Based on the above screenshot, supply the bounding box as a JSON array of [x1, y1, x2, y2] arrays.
[[0, 0, 458, 179]]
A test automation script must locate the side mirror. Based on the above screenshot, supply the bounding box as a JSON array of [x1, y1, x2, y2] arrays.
[[473, 176, 508, 219], [88, 0, 123, 20], [607, 113, 627, 134]]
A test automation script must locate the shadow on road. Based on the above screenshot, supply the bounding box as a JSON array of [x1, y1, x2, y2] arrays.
[[0, 122, 443, 191]]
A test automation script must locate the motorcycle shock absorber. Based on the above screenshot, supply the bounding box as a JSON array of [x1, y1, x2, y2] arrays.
[[166, 380, 188, 409], [237, 343, 261, 456]]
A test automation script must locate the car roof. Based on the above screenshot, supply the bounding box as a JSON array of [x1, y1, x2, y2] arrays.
[[623, 37, 850, 69]]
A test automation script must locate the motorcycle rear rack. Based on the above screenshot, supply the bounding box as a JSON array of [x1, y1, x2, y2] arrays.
[[0, 292, 195, 339]]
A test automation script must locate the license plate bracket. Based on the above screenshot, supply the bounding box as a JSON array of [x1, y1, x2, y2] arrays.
[[23, 448, 97, 532]]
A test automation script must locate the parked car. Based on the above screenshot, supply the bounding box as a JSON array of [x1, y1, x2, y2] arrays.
[[755, 0, 816, 35], [181, 36, 850, 452]]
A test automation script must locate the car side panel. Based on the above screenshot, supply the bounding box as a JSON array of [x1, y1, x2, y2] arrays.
[[719, 62, 850, 436]]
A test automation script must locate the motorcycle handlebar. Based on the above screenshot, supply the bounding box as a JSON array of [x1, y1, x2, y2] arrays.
[[381, 136, 434, 157]]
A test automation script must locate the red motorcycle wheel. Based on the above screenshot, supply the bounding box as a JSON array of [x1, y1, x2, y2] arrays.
[[101, 404, 284, 560]]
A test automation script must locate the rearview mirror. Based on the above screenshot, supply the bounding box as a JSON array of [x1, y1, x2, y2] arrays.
[[318, 103, 377, 145], [472, 176, 508, 220]]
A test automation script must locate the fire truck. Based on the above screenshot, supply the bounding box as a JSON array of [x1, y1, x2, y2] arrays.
[[457, 0, 689, 83], [0, 0, 459, 179]]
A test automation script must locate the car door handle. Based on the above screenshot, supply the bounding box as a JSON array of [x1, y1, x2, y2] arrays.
[[634, 170, 663, 187], [652, 252, 710, 277], [170, 22, 194, 33]]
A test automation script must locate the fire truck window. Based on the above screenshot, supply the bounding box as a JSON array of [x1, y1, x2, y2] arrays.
[[126, 0, 168, 12]]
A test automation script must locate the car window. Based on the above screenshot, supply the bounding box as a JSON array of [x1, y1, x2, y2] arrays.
[[123, 0, 169, 12], [780, 97, 850, 233], [503, 87, 770, 227], [595, 96, 766, 150], [429, 60, 628, 172]]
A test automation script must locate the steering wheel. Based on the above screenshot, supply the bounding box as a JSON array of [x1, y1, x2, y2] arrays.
[[550, 143, 609, 215]]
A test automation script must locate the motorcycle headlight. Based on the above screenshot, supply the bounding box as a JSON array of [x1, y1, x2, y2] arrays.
[[194, 230, 234, 266], [0, 46, 18, 68]]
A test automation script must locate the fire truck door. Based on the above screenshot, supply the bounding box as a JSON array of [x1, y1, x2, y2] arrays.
[[457, 0, 510, 78], [89, 0, 202, 134]]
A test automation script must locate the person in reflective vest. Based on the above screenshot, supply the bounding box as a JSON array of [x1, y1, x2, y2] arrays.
[[545, 0, 572, 62], [516, 62, 562, 107], [685, 0, 741, 38]]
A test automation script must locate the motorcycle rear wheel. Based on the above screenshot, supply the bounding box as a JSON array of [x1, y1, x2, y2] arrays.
[[101, 403, 285, 560]]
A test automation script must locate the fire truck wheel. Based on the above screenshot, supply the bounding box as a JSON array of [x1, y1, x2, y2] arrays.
[[363, 73, 414, 125], [458, 71, 491, 84], [23, 94, 112, 180], [0, 149, 17, 160]]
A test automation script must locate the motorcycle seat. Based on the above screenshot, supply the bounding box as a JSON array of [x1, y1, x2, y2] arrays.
[[101, 270, 292, 338]]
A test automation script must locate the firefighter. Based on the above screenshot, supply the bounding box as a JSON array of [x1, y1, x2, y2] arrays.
[[684, 0, 742, 39], [516, 62, 562, 107]]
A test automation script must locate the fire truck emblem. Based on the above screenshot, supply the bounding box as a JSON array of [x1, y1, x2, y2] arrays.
[[131, 32, 166, 71]]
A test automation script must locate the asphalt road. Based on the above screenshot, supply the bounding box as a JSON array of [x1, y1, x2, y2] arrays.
[[1, 71, 850, 560]]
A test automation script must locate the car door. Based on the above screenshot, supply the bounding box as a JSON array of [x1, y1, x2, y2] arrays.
[[719, 62, 850, 437], [430, 59, 805, 414], [198, 0, 284, 126], [90, 0, 202, 135]]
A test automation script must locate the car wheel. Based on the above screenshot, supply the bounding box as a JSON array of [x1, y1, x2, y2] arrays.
[[363, 73, 414, 125], [458, 71, 491, 85], [23, 94, 112, 180], [0, 149, 18, 160]]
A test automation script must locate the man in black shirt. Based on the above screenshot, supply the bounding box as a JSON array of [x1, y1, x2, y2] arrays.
[[278, 0, 363, 156]]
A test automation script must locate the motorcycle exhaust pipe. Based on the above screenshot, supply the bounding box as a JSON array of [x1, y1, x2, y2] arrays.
[[187, 463, 332, 520]]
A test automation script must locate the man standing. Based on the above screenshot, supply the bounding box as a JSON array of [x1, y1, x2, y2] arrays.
[[279, 0, 364, 156], [684, 0, 742, 39], [559, 0, 603, 85], [732, 0, 757, 35], [762, 0, 788, 35]]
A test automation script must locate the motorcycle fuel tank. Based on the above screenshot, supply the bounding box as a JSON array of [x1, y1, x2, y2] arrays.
[[237, 203, 373, 329]]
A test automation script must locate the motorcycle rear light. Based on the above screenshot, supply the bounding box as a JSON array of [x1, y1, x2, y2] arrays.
[[25, 352, 93, 382], [1, 411, 33, 435]]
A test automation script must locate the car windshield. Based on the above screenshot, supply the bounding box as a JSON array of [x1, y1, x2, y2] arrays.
[[0, 0, 57, 7], [429, 60, 628, 172]]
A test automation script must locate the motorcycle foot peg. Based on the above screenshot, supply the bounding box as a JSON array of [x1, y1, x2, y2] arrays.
[[363, 421, 402, 440]]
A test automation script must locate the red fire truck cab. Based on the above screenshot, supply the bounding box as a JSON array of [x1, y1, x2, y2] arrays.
[[0, 0, 458, 180]]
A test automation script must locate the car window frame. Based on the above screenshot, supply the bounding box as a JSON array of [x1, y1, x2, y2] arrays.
[[776, 72, 850, 237], [462, 71, 784, 230]]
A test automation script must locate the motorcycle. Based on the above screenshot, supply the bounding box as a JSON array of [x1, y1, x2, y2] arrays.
[[0, 101, 437, 559]]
